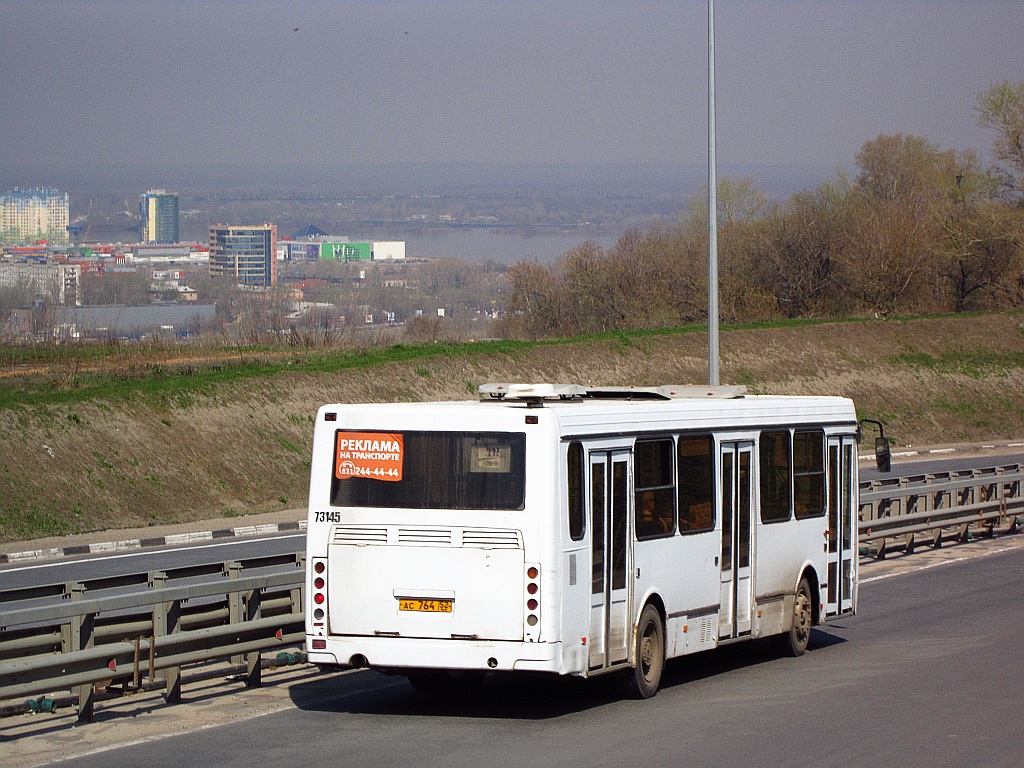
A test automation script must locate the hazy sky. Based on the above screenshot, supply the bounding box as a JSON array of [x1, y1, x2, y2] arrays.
[[2, 1, 1021, 176]]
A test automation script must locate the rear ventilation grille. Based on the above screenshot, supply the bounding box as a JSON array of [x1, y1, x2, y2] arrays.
[[398, 528, 453, 546], [461, 529, 522, 549], [330, 525, 521, 549], [331, 526, 388, 545]]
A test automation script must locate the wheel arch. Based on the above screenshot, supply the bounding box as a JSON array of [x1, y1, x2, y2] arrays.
[[635, 590, 667, 630], [798, 565, 821, 624]]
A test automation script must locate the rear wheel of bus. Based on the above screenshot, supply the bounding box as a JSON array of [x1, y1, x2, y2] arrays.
[[621, 604, 665, 699], [778, 577, 814, 657]]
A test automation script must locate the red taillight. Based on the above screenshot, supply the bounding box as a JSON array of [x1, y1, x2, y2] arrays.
[[314, 561, 326, 574], [314, 577, 325, 589], [314, 592, 325, 605], [524, 563, 541, 637]]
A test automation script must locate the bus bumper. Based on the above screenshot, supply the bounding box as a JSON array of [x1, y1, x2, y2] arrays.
[[307, 635, 563, 674]]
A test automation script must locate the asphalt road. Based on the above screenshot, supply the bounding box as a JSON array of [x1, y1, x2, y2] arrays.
[[27, 536, 1024, 768]]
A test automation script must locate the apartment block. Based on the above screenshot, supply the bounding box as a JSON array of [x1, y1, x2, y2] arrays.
[[1, 187, 70, 246]]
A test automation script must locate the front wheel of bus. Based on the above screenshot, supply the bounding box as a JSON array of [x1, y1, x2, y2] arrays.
[[622, 604, 664, 699], [780, 577, 813, 657]]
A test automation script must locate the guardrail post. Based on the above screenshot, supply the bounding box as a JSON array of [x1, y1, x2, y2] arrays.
[[151, 570, 182, 704], [979, 481, 996, 537], [62, 581, 96, 723], [227, 561, 244, 669], [930, 482, 947, 548], [1004, 478, 1018, 533], [244, 582, 263, 689]]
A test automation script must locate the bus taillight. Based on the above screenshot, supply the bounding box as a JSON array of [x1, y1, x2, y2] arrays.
[[524, 564, 541, 639], [311, 558, 328, 626]]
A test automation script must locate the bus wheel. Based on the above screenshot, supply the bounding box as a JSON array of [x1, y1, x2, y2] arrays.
[[622, 604, 664, 699], [779, 577, 813, 657]]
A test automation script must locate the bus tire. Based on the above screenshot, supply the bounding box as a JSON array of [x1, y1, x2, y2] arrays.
[[622, 604, 665, 699], [779, 577, 813, 657]]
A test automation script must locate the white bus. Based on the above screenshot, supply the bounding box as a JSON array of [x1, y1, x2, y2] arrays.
[[305, 383, 877, 698]]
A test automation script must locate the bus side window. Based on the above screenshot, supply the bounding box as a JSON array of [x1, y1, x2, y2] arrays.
[[760, 430, 792, 523], [635, 439, 675, 538], [567, 442, 585, 541], [793, 430, 825, 519], [678, 435, 715, 533]]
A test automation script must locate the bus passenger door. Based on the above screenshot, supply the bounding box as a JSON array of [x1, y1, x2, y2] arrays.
[[826, 437, 857, 616], [588, 450, 631, 670], [719, 442, 754, 639]]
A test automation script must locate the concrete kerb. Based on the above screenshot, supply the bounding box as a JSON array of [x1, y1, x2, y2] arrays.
[[1, 517, 306, 565]]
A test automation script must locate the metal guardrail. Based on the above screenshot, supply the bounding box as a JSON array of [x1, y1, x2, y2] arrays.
[[0, 554, 305, 722], [859, 463, 1024, 558], [2, 463, 1022, 724]]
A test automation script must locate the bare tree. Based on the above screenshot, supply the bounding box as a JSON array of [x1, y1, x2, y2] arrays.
[[939, 202, 1024, 311], [496, 259, 568, 339], [751, 182, 851, 318], [975, 80, 1024, 199]]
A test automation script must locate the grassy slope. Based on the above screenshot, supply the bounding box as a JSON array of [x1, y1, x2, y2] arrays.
[[2, 313, 1023, 543]]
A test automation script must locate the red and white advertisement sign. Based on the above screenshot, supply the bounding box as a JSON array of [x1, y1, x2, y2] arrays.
[[335, 432, 404, 482]]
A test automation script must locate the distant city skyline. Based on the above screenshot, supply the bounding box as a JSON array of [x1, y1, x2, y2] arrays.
[[2, 1, 1021, 187]]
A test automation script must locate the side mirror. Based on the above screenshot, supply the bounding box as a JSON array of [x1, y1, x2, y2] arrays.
[[874, 436, 891, 473], [858, 418, 892, 473]]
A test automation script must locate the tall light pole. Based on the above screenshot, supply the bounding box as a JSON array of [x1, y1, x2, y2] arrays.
[[707, 0, 721, 386]]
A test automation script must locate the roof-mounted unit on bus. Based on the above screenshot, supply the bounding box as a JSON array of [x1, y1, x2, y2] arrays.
[[478, 382, 747, 403], [586, 385, 747, 400], [479, 383, 588, 402]]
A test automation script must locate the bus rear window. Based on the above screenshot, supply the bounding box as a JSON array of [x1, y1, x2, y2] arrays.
[[330, 430, 526, 510]]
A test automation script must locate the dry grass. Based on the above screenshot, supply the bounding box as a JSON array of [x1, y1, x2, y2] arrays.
[[2, 313, 1023, 543]]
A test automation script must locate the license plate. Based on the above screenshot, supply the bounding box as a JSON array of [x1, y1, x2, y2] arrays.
[[398, 598, 453, 613]]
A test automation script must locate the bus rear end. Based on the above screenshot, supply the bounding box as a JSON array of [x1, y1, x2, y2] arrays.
[[304, 401, 560, 679]]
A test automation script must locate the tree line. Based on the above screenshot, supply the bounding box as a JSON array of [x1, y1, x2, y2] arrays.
[[495, 82, 1024, 339]]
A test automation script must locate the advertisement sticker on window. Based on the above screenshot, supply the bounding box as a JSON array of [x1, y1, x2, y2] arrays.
[[335, 432, 404, 482]]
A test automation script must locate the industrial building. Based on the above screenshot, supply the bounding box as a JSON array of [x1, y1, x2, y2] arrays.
[[53, 303, 216, 340], [278, 235, 406, 262]]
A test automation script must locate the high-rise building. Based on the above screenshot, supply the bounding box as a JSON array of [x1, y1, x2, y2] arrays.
[[0, 187, 70, 245], [208, 225, 278, 287], [138, 190, 180, 244]]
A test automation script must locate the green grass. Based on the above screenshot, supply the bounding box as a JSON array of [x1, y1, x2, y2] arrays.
[[2, 311, 1021, 410], [0, 338, 538, 409], [890, 350, 1024, 379], [0, 505, 85, 541]]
